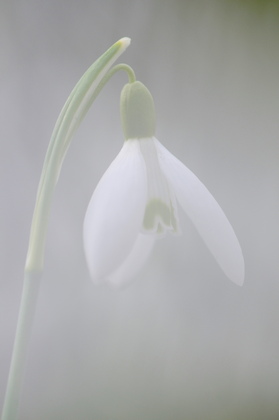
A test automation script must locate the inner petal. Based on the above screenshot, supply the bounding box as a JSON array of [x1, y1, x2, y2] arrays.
[[139, 137, 180, 235]]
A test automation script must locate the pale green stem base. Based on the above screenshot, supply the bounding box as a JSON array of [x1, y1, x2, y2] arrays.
[[1, 271, 41, 420]]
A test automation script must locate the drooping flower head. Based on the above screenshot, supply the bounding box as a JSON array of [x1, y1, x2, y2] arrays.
[[83, 80, 244, 287]]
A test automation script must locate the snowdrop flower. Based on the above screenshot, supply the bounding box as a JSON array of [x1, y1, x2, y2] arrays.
[[83, 81, 244, 288]]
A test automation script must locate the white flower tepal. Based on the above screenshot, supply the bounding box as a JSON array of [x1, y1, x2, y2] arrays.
[[83, 81, 244, 287]]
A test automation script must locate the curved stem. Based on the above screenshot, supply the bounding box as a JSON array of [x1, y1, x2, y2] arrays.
[[25, 38, 132, 273], [107, 63, 136, 83], [58, 63, 136, 160], [1, 37, 132, 420]]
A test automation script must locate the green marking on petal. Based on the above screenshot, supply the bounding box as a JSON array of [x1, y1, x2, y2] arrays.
[[143, 198, 178, 234]]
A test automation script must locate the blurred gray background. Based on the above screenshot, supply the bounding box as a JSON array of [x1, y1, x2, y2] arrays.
[[1, 0, 279, 419]]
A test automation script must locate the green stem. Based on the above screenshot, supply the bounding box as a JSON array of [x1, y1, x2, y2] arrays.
[[59, 63, 136, 160], [1, 272, 41, 420], [25, 40, 132, 273], [1, 38, 132, 420]]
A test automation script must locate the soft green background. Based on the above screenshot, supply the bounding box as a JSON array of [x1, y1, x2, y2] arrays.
[[1, 0, 279, 419]]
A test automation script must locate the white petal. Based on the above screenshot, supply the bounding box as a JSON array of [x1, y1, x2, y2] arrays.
[[106, 233, 156, 288], [155, 139, 245, 285], [83, 140, 147, 282]]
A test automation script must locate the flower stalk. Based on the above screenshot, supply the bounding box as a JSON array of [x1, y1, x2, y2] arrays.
[[1, 37, 132, 420]]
